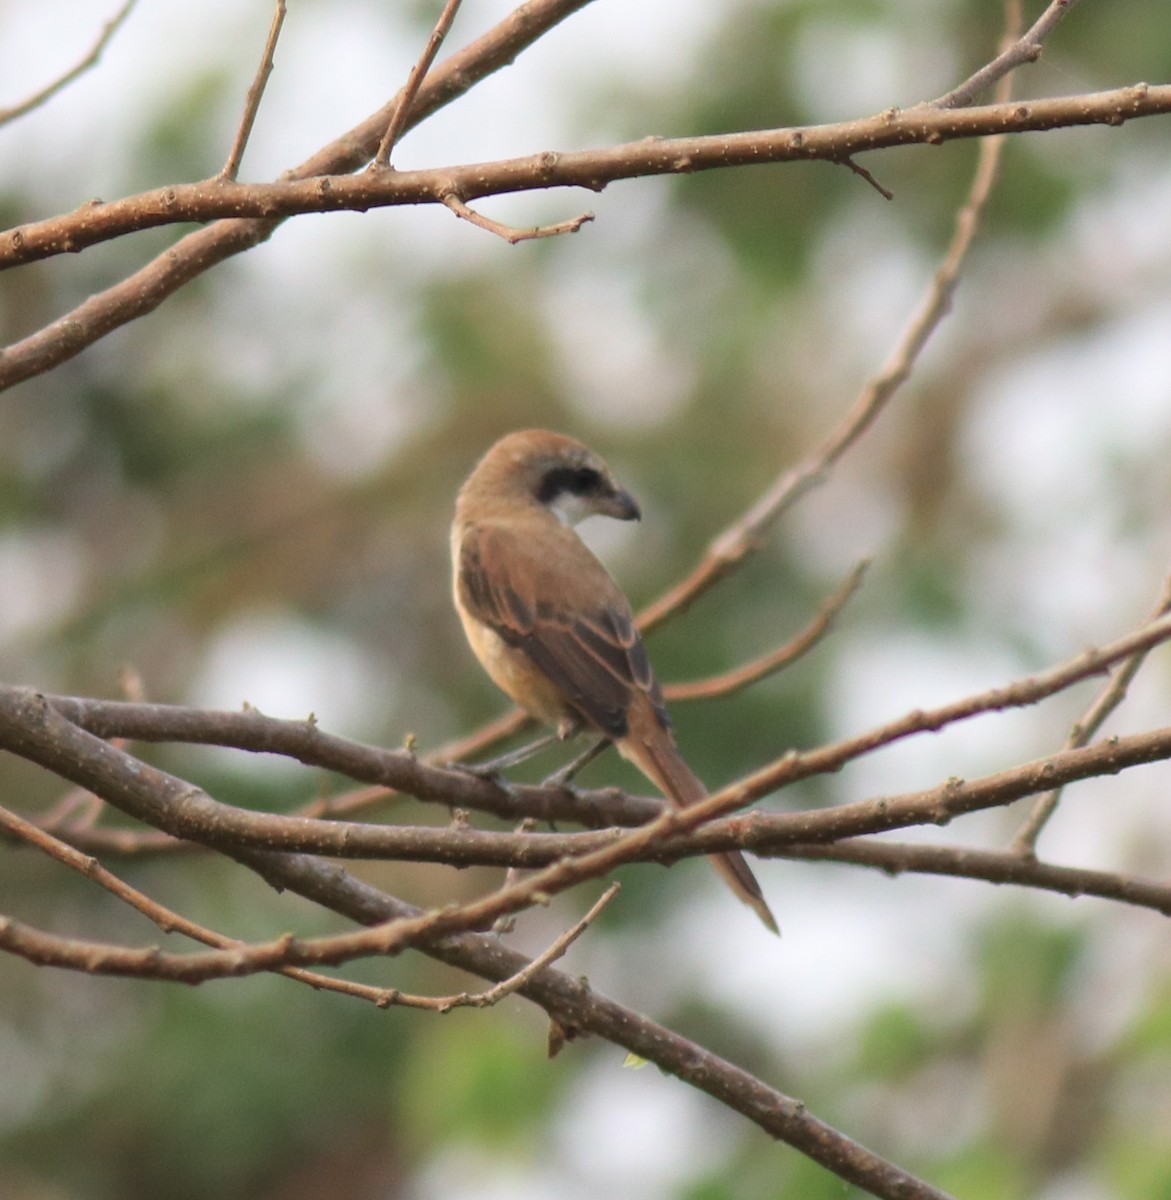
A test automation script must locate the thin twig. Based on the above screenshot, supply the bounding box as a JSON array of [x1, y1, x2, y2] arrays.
[[38, 788, 105, 831], [434, 882, 618, 1010], [839, 156, 893, 200], [32, 823, 188, 857], [0, 0, 138, 127], [443, 193, 595, 243], [1011, 570, 1171, 854], [931, 0, 1082, 109], [372, 0, 466, 169], [666, 560, 868, 703], [494, 816, 536, 934], [219, 0, 287, 181]]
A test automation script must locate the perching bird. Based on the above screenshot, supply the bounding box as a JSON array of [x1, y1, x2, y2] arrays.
[[451, 429, 778, 933]]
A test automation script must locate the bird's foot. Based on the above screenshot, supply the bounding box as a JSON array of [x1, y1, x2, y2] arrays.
[[444, 758, 517, 795]]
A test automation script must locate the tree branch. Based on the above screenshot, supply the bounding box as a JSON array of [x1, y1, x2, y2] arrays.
[[4, 84, 1166, 276], [0, 0, 603, 392], [7, 594, 1171, 916], [0, 876, 619, 1008], [32, 601, 1171, 835], [779, 837, 1171, 915], [33, 721, 1171, 929], [222, 846, 958, 1200]]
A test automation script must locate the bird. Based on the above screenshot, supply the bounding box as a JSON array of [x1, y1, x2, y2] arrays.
[[451, 428, 778, 933]]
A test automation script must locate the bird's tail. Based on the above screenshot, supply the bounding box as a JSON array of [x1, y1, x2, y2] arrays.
[[620, 728, 779, 935]]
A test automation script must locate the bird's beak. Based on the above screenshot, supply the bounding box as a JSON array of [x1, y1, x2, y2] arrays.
[[600, 487, 641, 522]]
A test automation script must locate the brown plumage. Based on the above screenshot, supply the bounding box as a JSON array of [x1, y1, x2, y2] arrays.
[[451, 429, 778, 934]]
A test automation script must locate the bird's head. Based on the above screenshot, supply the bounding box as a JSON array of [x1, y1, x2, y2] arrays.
[[458, 429, 641, 527]]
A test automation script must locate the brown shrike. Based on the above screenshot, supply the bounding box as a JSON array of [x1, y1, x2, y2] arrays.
[[451, 429, 778, 933]]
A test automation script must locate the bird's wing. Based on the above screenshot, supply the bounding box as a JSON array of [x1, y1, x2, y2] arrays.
[[458, 522, 668, 739], [459, 521, 780, 934]]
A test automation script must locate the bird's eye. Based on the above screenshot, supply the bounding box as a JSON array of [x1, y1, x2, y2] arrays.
[[571, 467, 601, 494], [536, 465, 602, 504]]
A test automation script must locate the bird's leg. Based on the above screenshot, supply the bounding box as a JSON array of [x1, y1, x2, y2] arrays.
[[451, 728, 565, 780], [543, 735, 611, 788]]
